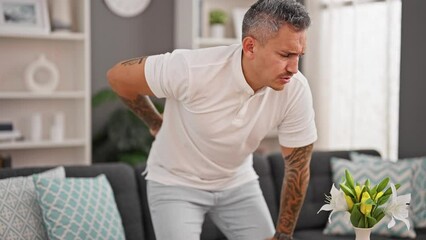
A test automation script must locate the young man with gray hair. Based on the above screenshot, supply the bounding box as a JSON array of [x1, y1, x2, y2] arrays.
[[107, 0, 316, 239]]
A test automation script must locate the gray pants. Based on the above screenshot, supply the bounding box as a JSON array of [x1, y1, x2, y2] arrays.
[[147, 180, 275, 240]]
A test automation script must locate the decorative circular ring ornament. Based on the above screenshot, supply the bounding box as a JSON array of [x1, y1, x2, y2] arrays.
[[104, 0, 151, 18], [25, 55, 59, 93]]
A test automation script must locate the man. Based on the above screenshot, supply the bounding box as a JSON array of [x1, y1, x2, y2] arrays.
[[107, 0, 316, 239]]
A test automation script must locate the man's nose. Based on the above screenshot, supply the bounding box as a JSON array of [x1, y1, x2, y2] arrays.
[[286, 56, 299, 74]]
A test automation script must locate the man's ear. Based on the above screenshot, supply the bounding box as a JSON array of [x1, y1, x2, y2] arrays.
[[242, 36, 256, 59]]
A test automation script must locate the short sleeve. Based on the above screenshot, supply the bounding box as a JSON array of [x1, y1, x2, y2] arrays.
[[144, 50, 190, 101], [278, 79, 317, 148]]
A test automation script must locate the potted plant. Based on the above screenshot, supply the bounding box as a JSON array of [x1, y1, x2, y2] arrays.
[[209, 9, 227, 38], [92, 88, 163, 166], [318, 170, 411, 240]]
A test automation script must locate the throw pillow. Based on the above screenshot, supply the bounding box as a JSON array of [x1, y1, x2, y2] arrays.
[[350, 152, 426, 227], [323, 157, 417, 239], [33, 174, 125, 240], [0, 167, 65, 240]]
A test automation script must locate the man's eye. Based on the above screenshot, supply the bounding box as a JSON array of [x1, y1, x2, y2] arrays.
[[280, 54, 290, 58]]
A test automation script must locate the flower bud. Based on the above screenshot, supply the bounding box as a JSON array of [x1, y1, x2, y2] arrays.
[[345, 195, 354, 210], [355, 185, 362, 201], [375, 191, 384, 201], [360, 192, 372, 215]]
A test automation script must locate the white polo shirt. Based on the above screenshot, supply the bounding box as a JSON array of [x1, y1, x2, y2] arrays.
[[144, 44, 317, 191]]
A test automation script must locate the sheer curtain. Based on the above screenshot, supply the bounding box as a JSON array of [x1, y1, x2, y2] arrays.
[[304, 0, 401, 159]]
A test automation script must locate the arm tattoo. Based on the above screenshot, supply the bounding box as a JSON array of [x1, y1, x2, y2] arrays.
[[277, 144, 314, 235], [121, 57, 146, 66], [119, 94, 162, 132]]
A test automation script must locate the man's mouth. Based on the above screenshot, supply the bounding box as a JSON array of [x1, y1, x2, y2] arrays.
[[278, 75, 292, 84]]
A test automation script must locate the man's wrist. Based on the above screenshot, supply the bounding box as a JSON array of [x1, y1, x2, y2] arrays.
[[274, 232, 293, 240]]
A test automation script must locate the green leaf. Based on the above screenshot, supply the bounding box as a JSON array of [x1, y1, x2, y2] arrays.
[[358, 217, 365, 228], [209, 9, 227, 24], [370, 190, 377, 200], [376, 177, 390, 192], [376, 212, 385, 223], [364, 179, 371, 188], [367, 215, 377, 228], [92, 88, 118, 107], [340, 183, 355, 198], [365, 198, 376, 206], [345, 169, 356, 190], [118, 151, 148, 166], [377, 195, 391, 206], [350, 205, 363, 227], [383, 183, 401, 196], [372, 208, 384, 219]]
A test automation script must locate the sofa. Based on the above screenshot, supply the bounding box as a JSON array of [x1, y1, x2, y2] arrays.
[[0, 150, 424, 240]]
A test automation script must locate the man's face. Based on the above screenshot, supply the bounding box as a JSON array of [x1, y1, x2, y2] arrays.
[[250, 24, 306, 91]]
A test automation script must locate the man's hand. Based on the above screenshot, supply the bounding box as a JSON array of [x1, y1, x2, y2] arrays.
[[149, 125, 162, 137], [265, 235, 295, 240]]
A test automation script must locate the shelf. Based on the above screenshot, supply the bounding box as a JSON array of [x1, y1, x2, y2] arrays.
[[0, 91, 86, 99], [175, 0, 254, 49], [0, 0, 91, 167], [0, 32, 86, 41], [0, 139, 86, 150], [196, 37, 240, 47]]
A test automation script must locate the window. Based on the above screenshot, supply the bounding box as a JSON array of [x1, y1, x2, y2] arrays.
[[304, 0, 401, 159]]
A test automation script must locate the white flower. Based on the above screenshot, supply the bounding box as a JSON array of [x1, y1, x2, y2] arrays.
[[317, 184, 349, 222], [384, 183, 411, 230]]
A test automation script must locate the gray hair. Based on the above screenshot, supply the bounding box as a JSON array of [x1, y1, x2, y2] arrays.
[[242, 0, 310, 44]]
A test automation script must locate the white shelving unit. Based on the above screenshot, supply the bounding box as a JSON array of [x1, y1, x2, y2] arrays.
[[174, 0, 256, 49], [0, 0, 91, 168]]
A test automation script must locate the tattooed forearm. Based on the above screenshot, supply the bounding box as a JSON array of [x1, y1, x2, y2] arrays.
[[119, 94, 162, 132], [121, 57, 146, 66], [276, 144, 313, 236]]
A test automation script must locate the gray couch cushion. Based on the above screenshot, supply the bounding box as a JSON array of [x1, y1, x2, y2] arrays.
[[267, 150, 380, 230], [0, 163, 145, 240]]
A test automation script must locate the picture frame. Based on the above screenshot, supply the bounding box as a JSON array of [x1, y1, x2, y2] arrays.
[[0, 0, 50, 35]]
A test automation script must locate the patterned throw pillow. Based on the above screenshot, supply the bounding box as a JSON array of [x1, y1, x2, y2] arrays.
[[0, 167, 65, 240], [33, 174, 125, 240], [323, 158, 417, 239], [350, 152, 426, 228]]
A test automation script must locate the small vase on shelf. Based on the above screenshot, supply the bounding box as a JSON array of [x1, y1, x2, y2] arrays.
[[210, 24, 225, 39], [353, 227, 372, 240], [209, 9, 227, 39], [49, 0, 73, 32]]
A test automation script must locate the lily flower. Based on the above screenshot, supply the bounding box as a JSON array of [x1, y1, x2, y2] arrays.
[[384, 183, 411, 230], [317, 184, 349, 222]]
